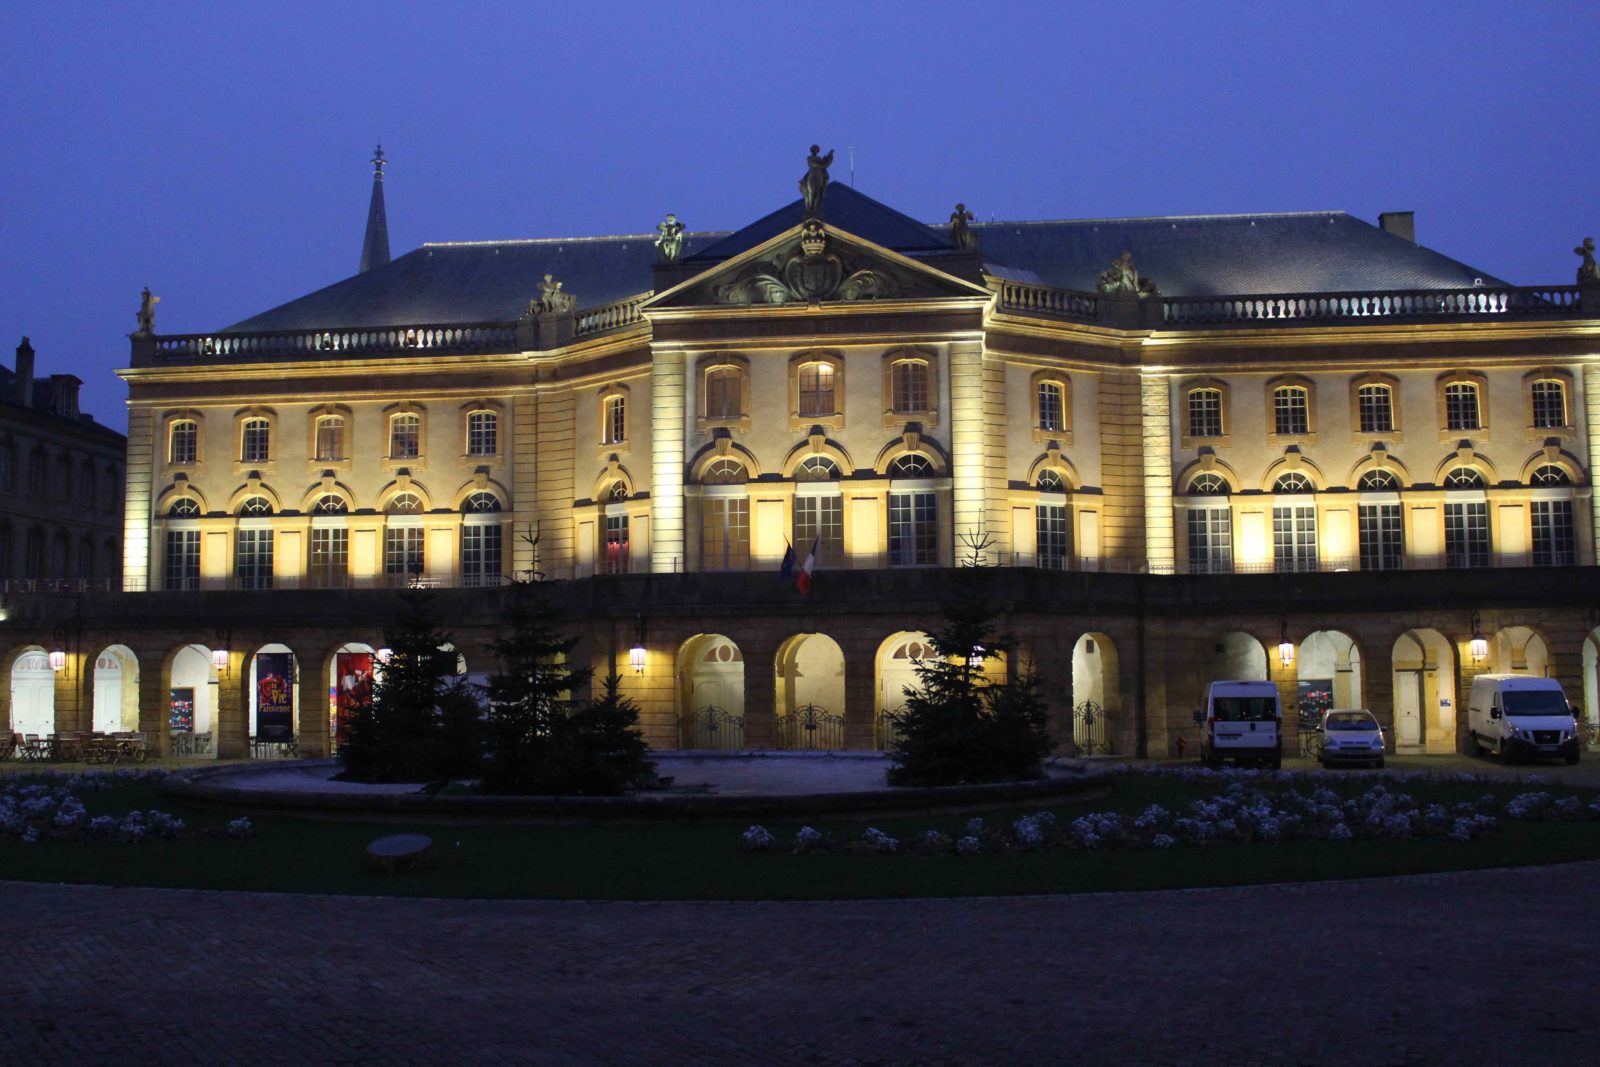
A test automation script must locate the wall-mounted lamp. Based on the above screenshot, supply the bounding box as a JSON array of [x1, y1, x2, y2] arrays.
[[1469, 610, 1488, 663], [629, 614, 647, 674], [211, 647, 229, 671], [212, 626, 232, 672], [1277, 622, 1294, 668], [48, 649, 66, 672]]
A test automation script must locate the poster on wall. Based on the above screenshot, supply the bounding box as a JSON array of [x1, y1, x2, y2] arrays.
[[334, 652, 374, 751], [256, 652, 295, 741], [169, 688, 195, 733], [1297, 679, 1334, 731]]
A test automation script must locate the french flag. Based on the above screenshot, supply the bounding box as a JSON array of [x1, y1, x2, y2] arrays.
[[796, 534, 821, 596]]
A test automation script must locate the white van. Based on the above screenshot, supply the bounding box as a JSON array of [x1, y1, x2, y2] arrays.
[[1195, 680, 1282, 769], [1466, 675, 1580, 764]]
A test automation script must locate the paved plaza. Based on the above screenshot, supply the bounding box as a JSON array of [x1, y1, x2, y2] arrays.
[[3, 858, 1597, 1065]]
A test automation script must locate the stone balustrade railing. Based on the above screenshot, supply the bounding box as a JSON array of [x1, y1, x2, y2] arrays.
[[1161, 285, 1582, 326], [146, 323, 523, 362], [575, 292, 652, 337], [997, 281, 1100, 321]]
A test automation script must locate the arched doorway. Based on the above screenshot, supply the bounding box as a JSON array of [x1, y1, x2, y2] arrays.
[[329, 642, 378, 754], [677, 634, 745, 748], [1071, 633, 1121, 754], [1489, 626, 1550, 677], [168, 644, 218, 757], [875, 631, 935, 749], [248, 643, 298, 756], [8, 648, 55, 737], [1207, 632, 1268, 682], [91, 644, 140, 734], [774, 633, 846, 749], [1295, 631, 1363, 733], [1391, 629, 1455, 751]]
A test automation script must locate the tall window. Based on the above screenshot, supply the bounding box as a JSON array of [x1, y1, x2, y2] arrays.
[[389, 414, 420, 459], [1531, 380, 1567, 429], [468, 411, 499, 455], [314, 416, 345, 461], [1272, 473, 1317, 573], [797, 363, 836, 418], [235, 528, 273, 589], [312, 494, 348, 515], [1444, 383, 1480, 431], [1532, 500, 1576, 566], [163, 530, 200, 590], [601, 397, 625, 445], [701, 458, 747, 485], [888, 492, 938, 566], [462, 523, 502, 587], [241, 418, 270, 463], [701, 498, 750, 570], [1187, 388, 1222, 438], [1357, 384, 1395, 434], [601, 514, 630, 575], [1037, 381, 1065, 432], [1358, 504, 1403, 571], [1444, 502, 1489, 568], [78, 464, 94, 504], [705, 367, 741, 420], [1187, 507, 1233, 574], [1036, 504, 1069, 570], [1273, 386, 1309, 436], [169, 420, 198, 465], [308, 528, 348, 588], [28, 450, 44, 494], [0, 524, 10, 577], [891, 360, 930, 414], [384, 527, 425, 583], [793, 495, 843, 566]]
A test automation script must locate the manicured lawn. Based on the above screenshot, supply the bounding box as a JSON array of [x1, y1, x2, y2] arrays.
[[5, 769, 1600, 899]]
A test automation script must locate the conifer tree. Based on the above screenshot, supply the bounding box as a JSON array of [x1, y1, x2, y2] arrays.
[[481, 583, 591, 794]]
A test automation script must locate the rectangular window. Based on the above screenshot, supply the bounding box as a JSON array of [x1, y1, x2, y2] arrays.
[[164, 529, 200, 591], [1186, 508, 1233, 574], [888, 491, 938, 566], [314, 418, 345, 461], [169, 421, 197, 465], [1444, 502, 1490, 568], [601, 399, 625, 445], [705, 369, 740, 420], [1273, 505, 1318, 573], [1036, 504, 1069, 570], [1358, 503, 1404, 571], [461, 523, 502, 587], [1188, 389, 1222, 438], [1445, 383, 1480, 431], [600, 514, 630, 575], [701, 498, 750, 571], [892, 362, 929, 414], [1532, 500, 1576, 566], [793, 495, 844, 568], [390, 415, 420, 459], [308, 528, 348, 588], [241, 419, 270, 463], [1038, 383, 1064, 432], [235, 528, 274, 590], [1274, 388, 1309, 436], [468, 412, 498, 455], [798, 364, 836, 418], [384, 526, 425, 583], [1531, 381, 1566, 429], [1357, 385, 1394, 434]]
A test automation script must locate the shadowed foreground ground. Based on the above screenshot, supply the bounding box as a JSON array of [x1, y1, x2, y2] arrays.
[[2, 860, 1596, 1065]]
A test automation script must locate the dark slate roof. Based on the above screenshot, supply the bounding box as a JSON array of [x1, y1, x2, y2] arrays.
[[225, 232, 727, 333], [969, 212, 1505, 296], [685, 183, 952, 263]]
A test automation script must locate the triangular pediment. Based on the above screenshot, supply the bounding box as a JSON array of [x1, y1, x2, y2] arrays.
[[645, 220, 991, 311]]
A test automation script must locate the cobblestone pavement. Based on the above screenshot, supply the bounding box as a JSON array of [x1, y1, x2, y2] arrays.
[[3, 863, 1597, 1065]]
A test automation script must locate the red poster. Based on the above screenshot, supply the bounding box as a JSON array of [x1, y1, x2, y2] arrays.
[[334, 652, 374, 750]]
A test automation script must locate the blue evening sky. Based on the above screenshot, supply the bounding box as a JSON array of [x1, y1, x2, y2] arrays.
[[2, 0, 1596, 431]]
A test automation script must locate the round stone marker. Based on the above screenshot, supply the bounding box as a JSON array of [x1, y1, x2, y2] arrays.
[[365, 832, 432, 874]]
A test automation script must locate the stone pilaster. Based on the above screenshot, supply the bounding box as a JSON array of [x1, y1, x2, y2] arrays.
[[1140, 373, 1175, 574], [948, 340, 990, 561], [650, 348, 686, 572], [1584, 365, 1600, 564], [511, 393, 539, 578], [297, 647, 331, 758], [123, 408, 154, 591]]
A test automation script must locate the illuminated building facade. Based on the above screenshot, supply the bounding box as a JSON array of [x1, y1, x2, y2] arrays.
[[5, 153, 1600, 761]]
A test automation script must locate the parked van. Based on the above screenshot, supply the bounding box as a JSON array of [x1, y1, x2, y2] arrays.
[[1194, 680, 1282, 769], [1466, 675, 1580, 764]]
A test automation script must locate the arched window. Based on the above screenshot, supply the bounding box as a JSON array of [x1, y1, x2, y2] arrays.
[[889, 454, 934, 479], [1187, 472, 1229, 495], [890, 360, 930, 415], [1442, 467, 1489, 568], [606, 480, 629, 502], [386, 492, 423, 514], [1358, 470, 1399, 491], [314, 416, 346, 462], [240, 418, 270, 463], [389, 413, 421, 460], [701, 458, 747, 485], [1273, 472, 1315, 494], [1530, 466, 1577, 566], [467, 411, 499, 455], [168, 498, 202, 518], [169, 420, 198, 465], [1036, 469, 1066, 492], [238, 496, 274, 516], [797, 362, 836, 418], [1271, 474, 1316, 572], [462, 491, 502, 512], [795, 456, 841, 482], [311, 494, 348, 514], [1356, 471, 1402, 570], [461, 492, 503, 587], [1035, 469, 1069, 570], [1530, 464, 1571, 487], [1443, 466, 1485, 490]]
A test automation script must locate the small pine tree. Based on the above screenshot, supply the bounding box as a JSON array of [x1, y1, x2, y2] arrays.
[[481, 583, 592, 794], [560, 673, 657, 795], [887, 598, 1055, 786]]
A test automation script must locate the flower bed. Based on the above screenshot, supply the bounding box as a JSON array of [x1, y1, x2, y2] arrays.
[[0, 770, 253, 845]]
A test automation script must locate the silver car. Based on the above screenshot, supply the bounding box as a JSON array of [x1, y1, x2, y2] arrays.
[[1319, 708, 1386, 769]]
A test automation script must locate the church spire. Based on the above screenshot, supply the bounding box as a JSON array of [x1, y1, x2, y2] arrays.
[[359, 144, 391, 274]]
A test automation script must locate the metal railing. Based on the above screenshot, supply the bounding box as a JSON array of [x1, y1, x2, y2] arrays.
[[1162, 285, 1582, 326], [1, 578, 116, 594], [877, 706, 908, 751], [1072, 700, 1111, 755], [775, 704, 846, 751], [680, 705, 746, 750]]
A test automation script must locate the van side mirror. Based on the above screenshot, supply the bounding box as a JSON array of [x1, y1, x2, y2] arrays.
[[1192, 710, 1203, 725]]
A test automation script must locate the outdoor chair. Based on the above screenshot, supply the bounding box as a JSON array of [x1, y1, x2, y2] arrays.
[[1, 733, 15, 761]]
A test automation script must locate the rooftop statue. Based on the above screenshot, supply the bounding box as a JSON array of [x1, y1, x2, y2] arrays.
[[135, 287, 160, 334], [655, 213, 685, 263], [1577, 237, 1600, 284], [535, 274, 576, 315], [949, 203, 978, 251], [799, 144, 834, 216], [1097, 251, 1158, 298]]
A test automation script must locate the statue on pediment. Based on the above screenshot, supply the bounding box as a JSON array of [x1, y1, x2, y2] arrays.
[[1577, 237, 1600, 284], [135, 287, 160, 334], [534, 274, 575, 315], [655, 213, 685, 263], [1097, 251, 1158, 297], [949, 203, 978, 251], [799, 145, 834, 216]]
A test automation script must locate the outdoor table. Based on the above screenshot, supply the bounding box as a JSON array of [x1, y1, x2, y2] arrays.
[[51, 735, 83, 762], [21, 737, 51, 762]]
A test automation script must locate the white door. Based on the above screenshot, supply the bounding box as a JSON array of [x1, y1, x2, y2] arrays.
[[10, 656, 55, 735], [1397, 671, 1422, 745]]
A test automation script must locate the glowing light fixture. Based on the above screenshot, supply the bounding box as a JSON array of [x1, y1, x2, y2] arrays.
[[629, 643, 647, 674], [1277, 622, 1294, 667], [211, 647, 229, 671], [377, 647, 393, 665], [48, 649, 66, 672], [1469, 610, 1488, 663]]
